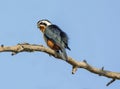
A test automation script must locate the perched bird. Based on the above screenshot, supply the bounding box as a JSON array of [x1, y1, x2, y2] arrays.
[[37, 19, 70, 61]]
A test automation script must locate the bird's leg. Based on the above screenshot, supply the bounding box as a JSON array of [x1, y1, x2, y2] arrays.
[[54, 50, 60, 58], [48, 50, 59, 57], [56, 50, 60, 53]]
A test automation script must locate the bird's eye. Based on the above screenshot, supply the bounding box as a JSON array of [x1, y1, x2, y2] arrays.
[[40, 22, 44, 25], [40, 22, 47, 26], [39, 22, 42, 24]]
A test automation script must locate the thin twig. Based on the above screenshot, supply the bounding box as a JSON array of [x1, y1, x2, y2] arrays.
[[106, 79, 116, 86]]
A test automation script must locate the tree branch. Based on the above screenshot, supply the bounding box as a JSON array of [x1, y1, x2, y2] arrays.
[[0, 43, 120, 86]]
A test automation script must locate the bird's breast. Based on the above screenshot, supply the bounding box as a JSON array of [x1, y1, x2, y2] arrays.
[[47, 40, 60, 50]]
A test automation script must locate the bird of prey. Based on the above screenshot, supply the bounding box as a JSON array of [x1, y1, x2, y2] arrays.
[[37, 19, 70, 61]]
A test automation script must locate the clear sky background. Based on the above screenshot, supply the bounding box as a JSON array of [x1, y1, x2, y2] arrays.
[[0, 0, 120, 89]]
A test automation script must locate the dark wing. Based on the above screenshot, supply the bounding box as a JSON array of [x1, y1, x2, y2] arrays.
[[44, 25, 68, 60], [45, 25, 70, 50], [44, 25, 64, 48], [60, 31, 71, 50]]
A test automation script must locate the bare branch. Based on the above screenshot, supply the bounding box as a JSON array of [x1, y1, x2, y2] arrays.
[[106, 79, 116, 86], [72, 66, 78, 74], [0, 43, 120, 86]]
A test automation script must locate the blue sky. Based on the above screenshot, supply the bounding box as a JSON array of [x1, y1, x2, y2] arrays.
[[0, 0, 120, 89]]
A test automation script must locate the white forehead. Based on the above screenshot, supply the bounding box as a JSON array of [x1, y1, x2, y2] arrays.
[[42, 20, 51, 25], [37, 20, 52, 26]]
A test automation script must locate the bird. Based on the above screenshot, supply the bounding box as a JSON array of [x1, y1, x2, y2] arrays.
[[37, 19, 71, 61]]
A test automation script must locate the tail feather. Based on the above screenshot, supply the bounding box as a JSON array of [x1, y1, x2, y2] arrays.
[[67, 46, 71, 51]]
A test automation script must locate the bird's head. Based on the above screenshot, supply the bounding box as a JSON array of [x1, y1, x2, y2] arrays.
[[37, 19, 52, 32]]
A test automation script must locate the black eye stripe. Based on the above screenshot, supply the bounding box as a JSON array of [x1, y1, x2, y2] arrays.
[[40, 22, 47, 26]]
